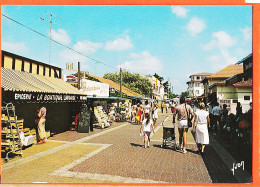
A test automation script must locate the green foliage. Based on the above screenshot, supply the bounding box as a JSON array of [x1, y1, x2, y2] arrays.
[[104, 71, 153, 97], [169, 92, 178, 99], [163, 81, 169, 91], [110, 91, 127, 98], [181, 91, 189, 98], [153, 73, 164, 83]]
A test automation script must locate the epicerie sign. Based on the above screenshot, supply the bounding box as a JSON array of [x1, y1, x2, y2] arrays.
[[14, 93, 79, 102]]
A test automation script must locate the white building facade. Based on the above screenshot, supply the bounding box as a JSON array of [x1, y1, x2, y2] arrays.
[[187, 73, 211, 97], [142, 75, 165, 100]]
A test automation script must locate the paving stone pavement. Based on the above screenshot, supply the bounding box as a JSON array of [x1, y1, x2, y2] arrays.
[[1, 111, 238, 184]]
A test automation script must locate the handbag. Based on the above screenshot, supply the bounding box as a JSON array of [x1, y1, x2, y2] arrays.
[[185, 103, 193, 128]]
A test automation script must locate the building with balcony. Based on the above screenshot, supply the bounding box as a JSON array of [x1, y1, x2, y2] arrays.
[[186, 72, 212, 98]]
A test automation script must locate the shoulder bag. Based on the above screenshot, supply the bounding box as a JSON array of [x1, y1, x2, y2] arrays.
[[185, 104, 193, 128]]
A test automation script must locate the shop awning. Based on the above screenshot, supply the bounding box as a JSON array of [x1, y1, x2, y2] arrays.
[[87, 96, 127, 100], [1, 67, 84, 95], [1, 68, 88, 103]]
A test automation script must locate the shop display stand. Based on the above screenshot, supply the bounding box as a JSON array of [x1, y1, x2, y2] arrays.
[[94, 106, 110, 129], [1, 103, 23, 162]]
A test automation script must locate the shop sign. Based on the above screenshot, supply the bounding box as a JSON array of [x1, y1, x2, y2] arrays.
[[219, 99, 231, 111], [81, 79, 109, 97], [4, 91, 87, 103]]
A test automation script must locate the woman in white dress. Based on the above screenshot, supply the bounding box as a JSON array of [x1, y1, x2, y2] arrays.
[[193, 102, 210, 155]]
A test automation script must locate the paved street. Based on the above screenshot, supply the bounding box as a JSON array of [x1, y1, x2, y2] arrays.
[[1, 111, 250, 184]]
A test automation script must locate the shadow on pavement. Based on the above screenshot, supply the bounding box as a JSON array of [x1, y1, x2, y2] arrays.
[[190, 131, 238, 183], [130, 143, 143, 147], [152, 144, 179, 152]]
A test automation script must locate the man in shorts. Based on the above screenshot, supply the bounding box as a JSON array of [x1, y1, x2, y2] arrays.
[[173, 97, 194, 153]]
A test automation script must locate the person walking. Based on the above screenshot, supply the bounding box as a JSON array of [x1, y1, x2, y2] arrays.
[[208, 102, 214, 131], [173, 97, 194, 154], [212, 102, 222, 135], [37, 106, 47, 144], [161, 102, 164, 113], [136, 104, 142, 125], [143, 100, 151, 118], [152, 104, 159, 126], [140, 113, 155, 148], [165, 102, 169, 113], [109, 103, 116, 122], [193, 103, 209, 155], [236, 102, 243, 121], [131, 105, 137, 123], [221, 104, 228, 128]]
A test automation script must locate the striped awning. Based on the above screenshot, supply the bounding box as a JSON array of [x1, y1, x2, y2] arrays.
[[1, 67, 84, 95]]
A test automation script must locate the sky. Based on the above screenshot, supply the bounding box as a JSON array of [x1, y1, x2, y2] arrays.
[[1, 5, 252, 94]]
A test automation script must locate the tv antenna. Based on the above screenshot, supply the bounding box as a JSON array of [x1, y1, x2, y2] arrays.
[[40, 11, 70, 65]]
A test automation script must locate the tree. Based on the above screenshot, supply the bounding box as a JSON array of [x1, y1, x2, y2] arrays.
[[181, 91, 189, 98], [163, 81, 169, 92], [153, 73, 164, 83], [104, 72, 153, 97]]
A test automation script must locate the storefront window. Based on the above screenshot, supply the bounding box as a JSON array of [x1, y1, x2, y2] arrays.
[[244, 96, 250, 100]]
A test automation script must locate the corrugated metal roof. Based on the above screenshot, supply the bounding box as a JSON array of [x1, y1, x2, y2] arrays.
[[1, 67, 84, 95]]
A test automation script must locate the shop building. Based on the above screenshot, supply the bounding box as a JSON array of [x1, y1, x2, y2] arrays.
[[1, 50, 88, 134], [202, 64, 244, 99], [204, 54, 252, 113]]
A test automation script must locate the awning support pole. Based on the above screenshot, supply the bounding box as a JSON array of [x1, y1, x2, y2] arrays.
[[78, 61, 80, 90]]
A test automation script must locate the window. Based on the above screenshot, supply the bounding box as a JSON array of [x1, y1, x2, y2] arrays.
[[197, 76, 200, 80], [244, 96, 250, 100]]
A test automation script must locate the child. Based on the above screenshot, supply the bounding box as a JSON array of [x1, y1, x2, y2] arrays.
[[140, 113, 155, 148]]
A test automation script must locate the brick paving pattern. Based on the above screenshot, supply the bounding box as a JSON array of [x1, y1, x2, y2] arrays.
[[1, 111, 239, 183]]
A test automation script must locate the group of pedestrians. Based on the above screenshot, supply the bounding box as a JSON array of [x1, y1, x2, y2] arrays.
[[132, 101, 159, 126], [208, 102, 229, 135], [161, 101, 176, 113]]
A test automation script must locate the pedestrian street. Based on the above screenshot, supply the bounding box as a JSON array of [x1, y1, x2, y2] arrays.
[[1, 111, 249, 184]]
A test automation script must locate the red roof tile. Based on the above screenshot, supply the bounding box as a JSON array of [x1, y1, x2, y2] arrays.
[[233, 79, 252, 88]]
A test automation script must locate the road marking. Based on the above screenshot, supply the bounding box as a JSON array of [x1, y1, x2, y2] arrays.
[[52, 170, 166, 183], [2, 123, 129, 171], [151, 115, 170, 138], [51, 143, 166, 183], [52, 143, 112, 174]]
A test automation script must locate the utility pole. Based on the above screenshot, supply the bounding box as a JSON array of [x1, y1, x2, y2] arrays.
[[78, 62, 81, 90], [120, 67, 122, 98]]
